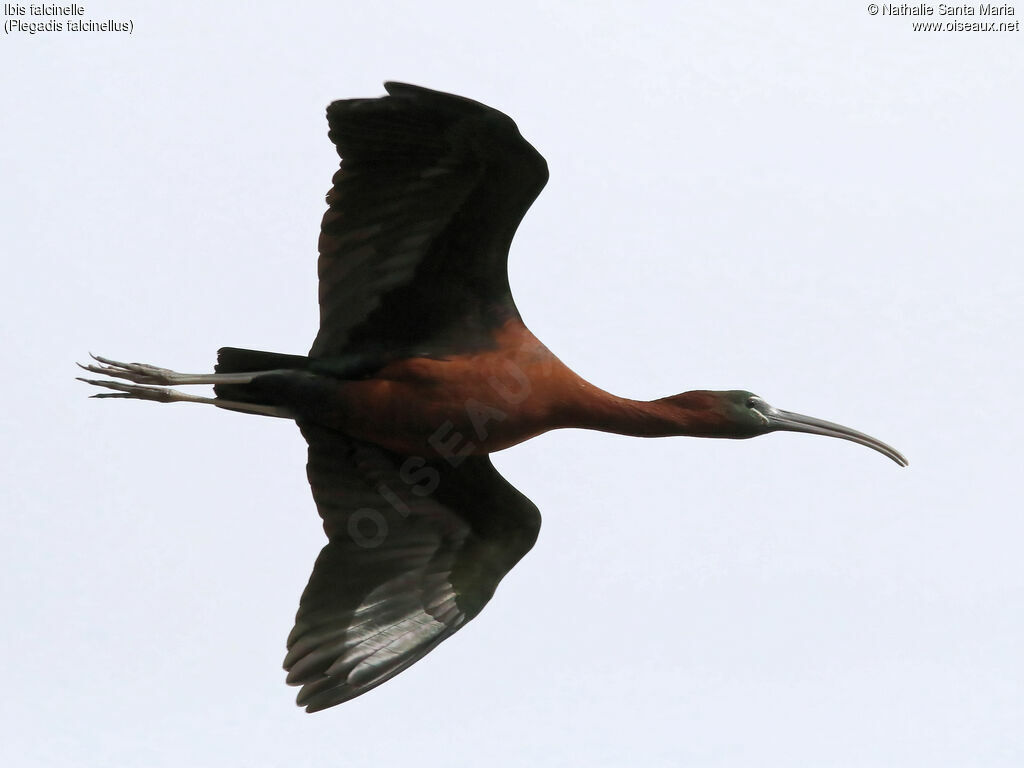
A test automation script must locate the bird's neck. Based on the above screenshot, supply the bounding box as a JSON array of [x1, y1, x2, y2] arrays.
[[563, 387, 733, 439]]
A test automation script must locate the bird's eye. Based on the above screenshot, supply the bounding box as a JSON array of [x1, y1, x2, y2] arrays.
[[746, 396, 759, 409]]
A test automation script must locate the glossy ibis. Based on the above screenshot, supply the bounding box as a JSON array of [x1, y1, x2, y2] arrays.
[[79, 82, 906, 712]]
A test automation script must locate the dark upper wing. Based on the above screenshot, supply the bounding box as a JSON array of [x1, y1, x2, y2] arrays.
[[284, 424, 541, 712], [309, 82, 549, 360]]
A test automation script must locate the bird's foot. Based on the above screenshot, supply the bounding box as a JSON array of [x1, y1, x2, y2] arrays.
[[76, 377, 199, 404], [77, 355, 288, 417], [76, 354, 183, 386]]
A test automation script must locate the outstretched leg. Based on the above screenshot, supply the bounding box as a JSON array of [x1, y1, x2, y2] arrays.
[[77, 355, 292, 419], [79, 354, 263, 387]]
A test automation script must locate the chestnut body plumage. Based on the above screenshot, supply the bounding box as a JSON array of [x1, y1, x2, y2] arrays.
[[80, 83, 905, 712]]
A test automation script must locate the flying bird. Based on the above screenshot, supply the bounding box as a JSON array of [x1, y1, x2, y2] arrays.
[[79, 82, 906, 713]]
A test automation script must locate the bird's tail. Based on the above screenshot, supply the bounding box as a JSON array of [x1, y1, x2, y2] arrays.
[[213, 347, 311, 404]]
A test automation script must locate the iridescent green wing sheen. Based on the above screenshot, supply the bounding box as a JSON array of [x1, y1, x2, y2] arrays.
[[284, 424, 541, 712]]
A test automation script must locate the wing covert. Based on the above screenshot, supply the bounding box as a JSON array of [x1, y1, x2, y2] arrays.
[[285, 423, 541, 712], [309, 82, 549, 360]]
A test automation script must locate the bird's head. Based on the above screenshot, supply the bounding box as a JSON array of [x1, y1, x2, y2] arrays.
[[675, 390, 908, 466]]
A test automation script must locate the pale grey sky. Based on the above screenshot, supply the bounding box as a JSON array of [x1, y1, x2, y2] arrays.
[[3, 1, 1022, 765]]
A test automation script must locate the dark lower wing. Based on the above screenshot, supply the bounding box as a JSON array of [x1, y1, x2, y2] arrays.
[[309, 82, 549, 360], [284, 424, 541, 711]]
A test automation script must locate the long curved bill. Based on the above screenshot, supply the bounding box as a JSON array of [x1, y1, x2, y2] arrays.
[[765, 408, 908, 467]]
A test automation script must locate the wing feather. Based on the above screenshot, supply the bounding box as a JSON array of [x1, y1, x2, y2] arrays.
[[309, 82, 549, 360], [285, 423, 540, 711]]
